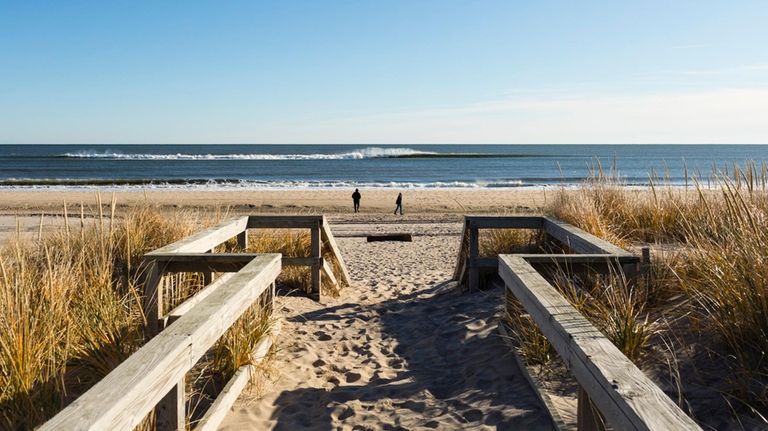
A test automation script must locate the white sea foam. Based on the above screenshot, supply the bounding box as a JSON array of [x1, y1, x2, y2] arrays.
[[60, 147, 438, 161], [0, 178, 531, 191]]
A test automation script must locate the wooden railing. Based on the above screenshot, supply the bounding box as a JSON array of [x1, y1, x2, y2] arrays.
[[40, 214, 350, 431], [453, 215, 699, 430], [40, 253, 282, 431], [499, 254, 700, 430], [453, 215, 637, 290], [144, 215, 349, 334]]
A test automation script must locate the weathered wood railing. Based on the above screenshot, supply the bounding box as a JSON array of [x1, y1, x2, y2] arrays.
[[144, 215, 349, 334], [40, 253, 282, 431], [499, 254, 700, 430], [41, 214, 350, 431], [453, 215, 637, 290], [453, 216, 699, 430]]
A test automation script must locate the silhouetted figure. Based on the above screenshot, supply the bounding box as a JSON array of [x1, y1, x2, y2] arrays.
[[352, 188, 361, 213], [394, 192, 403, 215]]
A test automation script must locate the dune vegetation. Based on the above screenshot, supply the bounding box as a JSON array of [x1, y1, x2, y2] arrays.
[[495, 163, 768, 426]]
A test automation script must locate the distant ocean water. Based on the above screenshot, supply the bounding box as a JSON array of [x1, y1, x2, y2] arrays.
[[0, 144, 766, 190]]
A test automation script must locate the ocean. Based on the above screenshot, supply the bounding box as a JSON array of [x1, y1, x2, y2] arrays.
[[0, 144, 766, 190]]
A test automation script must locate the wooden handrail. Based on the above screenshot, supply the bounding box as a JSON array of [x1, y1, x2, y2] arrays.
[[40, 254, 281, 431], [499, 255, 700, 431]]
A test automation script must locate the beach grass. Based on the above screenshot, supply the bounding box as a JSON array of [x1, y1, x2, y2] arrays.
[[545, 166, 767, 417]]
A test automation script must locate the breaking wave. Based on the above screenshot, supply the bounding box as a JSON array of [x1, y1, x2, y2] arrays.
[[60, 147, 441, 161]]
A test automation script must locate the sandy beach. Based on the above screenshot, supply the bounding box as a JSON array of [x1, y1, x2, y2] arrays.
[[221, 220, 552, 429], [0, 188, 550, 243]]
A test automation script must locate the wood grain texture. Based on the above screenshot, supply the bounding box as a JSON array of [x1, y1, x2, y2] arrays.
[[247, 215, 323, 229], [321, 258, 338, 288], [466, 215, 544, 229], [499, 255, 700, 431], [321, 217, 351, 285], [147, 217, 249, 255], [542, 218, 632, 256], [194, 322, 281, 431], [40, 254, 281, 431]]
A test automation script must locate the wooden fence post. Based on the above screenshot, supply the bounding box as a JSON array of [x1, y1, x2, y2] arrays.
[[203, 249, 214, 285], [577, 387, 606, 431], [311, 223, 322, 301], [143, 260, 163, 337], [468, 227, 480, 290], [237, 229, 248, 250], [156, 377, 185, 431]]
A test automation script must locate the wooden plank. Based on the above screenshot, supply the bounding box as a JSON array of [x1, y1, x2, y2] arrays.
[[542, 218, 632, 256], [40, 254, 281, 431], [515, 254, 640, 265], [468, 227, 480, 290], [164, 273, 236, 327], [195, 322, 281, 431], [142, 261, 164, 336], [366, 233, 413, 242], [311, 225, 322, 300], [321, 258, 338, 288], [452, 218, 469, 281], [498, 255, 700, 431], [147, 217, 249, 255], [247, 215, 323, 229], [156, 378, 185, 431], [321, 217, 351, 285], [237, 230, 248, 250], [468, 257, 498, 269], [151, 254, 319, 273], [466, 215, 544, 229], [497, 322, 570, 431]]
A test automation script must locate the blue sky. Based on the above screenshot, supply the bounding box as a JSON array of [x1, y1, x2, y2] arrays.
[[1, 1, 767, 144]]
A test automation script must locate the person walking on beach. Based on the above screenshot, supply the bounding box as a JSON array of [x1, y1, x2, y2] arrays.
[[393, 192, 403, 215], [352, 188, 361, 213]]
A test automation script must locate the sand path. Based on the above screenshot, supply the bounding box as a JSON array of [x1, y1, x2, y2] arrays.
[[220, 220, 551, 430]]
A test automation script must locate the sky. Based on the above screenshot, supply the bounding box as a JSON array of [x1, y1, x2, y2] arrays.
[[1, 1, 767, 145]]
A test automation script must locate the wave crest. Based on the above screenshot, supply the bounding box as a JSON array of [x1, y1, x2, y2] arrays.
[[60, 147, 439, 161]]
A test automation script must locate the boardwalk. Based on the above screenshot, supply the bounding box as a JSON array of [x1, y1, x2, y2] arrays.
[[220, 219, 551, 430]]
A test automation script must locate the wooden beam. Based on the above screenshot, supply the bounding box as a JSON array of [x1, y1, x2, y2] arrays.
[[498, 255, 700, 431], [542, 218, 632, 256], [156, 378, 185, 431], [142, 261, 164, 337], [147, 217, 249, 255], [149, 254, 320, 273], [468, 227, 480, 290], [366, 233, 413, 242], [40, 254, 281, 431], [515, 254, 640, 265], [237, 230, 248, 250], [321, 217, 351, 286], [452, 218, 469, 282], [247, 215, 323, 229], [164, 273, 236, 327], [194, 322, 281, 431], [321, 258, 338, 288], [311, 224, 322, 300], [466, 215, 544, 229]]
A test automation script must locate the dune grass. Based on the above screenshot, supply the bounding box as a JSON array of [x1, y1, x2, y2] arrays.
[[540, 166, 767, 417], [494, 163, 768, 424]]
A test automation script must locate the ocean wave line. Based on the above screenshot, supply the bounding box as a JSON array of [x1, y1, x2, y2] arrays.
[[56, 147, 542, 161]]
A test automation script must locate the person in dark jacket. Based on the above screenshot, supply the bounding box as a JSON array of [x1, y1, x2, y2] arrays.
[[393, 192, 403, 215], [352, 188, 361, 213]]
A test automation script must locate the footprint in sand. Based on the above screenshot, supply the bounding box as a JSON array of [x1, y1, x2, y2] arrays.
[[345, 371, 362, 383], [313, 331, 332, 341]]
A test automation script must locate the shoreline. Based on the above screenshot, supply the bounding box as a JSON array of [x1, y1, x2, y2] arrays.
[[0, 188, 552, 215]]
